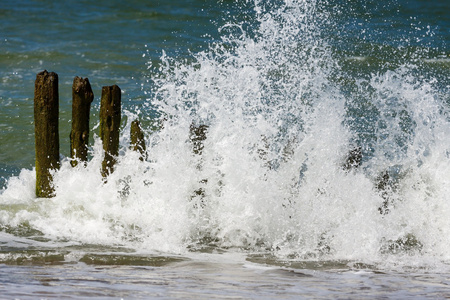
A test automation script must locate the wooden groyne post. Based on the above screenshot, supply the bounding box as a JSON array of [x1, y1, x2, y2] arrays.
[[100, 85, 121, 177], [130, 119, 146, 161], [70, 77, 94, 167], [190, 123, 208, 203], [343, 146, 362, 171], [34, 70, 60, 198], [190, 123, 208, 156]]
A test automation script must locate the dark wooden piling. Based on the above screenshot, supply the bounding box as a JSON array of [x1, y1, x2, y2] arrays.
[[190, 123, 208, 155], [100, 85, 121, 177], [377, 171, 391, 215], [343, 146, 362, 171], [70, 77, 94, 167], [34, 70, 60, 198], [130, 119, 146, 161], [189, 123, 209, 203]]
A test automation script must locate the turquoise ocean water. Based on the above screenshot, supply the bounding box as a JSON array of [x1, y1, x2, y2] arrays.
[[0, 0, 449, 298]]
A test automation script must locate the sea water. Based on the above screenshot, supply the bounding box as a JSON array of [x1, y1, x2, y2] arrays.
[[0, 0, 449, 298]]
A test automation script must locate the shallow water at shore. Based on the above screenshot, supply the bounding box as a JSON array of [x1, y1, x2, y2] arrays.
[[1, 250, 449, 299]]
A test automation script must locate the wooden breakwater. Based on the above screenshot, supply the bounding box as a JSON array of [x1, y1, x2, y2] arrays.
[[33, 70, 145, 198], [34, 70, 392, 212]]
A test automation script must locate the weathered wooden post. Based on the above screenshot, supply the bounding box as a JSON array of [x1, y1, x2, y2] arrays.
[[34, 70, 60, 198], [70, 77, 94, 167], [100, 85, 121, 177], [189, 123, 208, 204], [130, 119, 146, 161], [343, 146, 362, 171], [190, 123, 208, 156]]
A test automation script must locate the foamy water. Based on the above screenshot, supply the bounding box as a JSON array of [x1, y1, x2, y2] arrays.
[[1, 0, 450, 297]]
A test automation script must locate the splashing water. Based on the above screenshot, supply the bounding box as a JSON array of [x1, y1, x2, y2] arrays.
[[1, 0, 449, 270]]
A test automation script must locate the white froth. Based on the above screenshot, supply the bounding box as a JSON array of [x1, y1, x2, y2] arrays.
[[1, 0, 449, 269]]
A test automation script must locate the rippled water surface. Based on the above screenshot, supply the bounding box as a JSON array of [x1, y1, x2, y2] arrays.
[[1, 0, 449, 298], [1, 250, 449, 299]]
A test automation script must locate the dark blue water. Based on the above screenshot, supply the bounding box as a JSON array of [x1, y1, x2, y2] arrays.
[[1, 0, 229, 173]]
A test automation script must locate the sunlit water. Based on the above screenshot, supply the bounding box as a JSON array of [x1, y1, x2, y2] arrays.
[[1, 252, 449, 299], [1, 0, 449, 298]]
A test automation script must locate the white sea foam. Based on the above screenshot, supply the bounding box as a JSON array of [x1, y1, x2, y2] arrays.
[[1, 0, 449, 269]]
